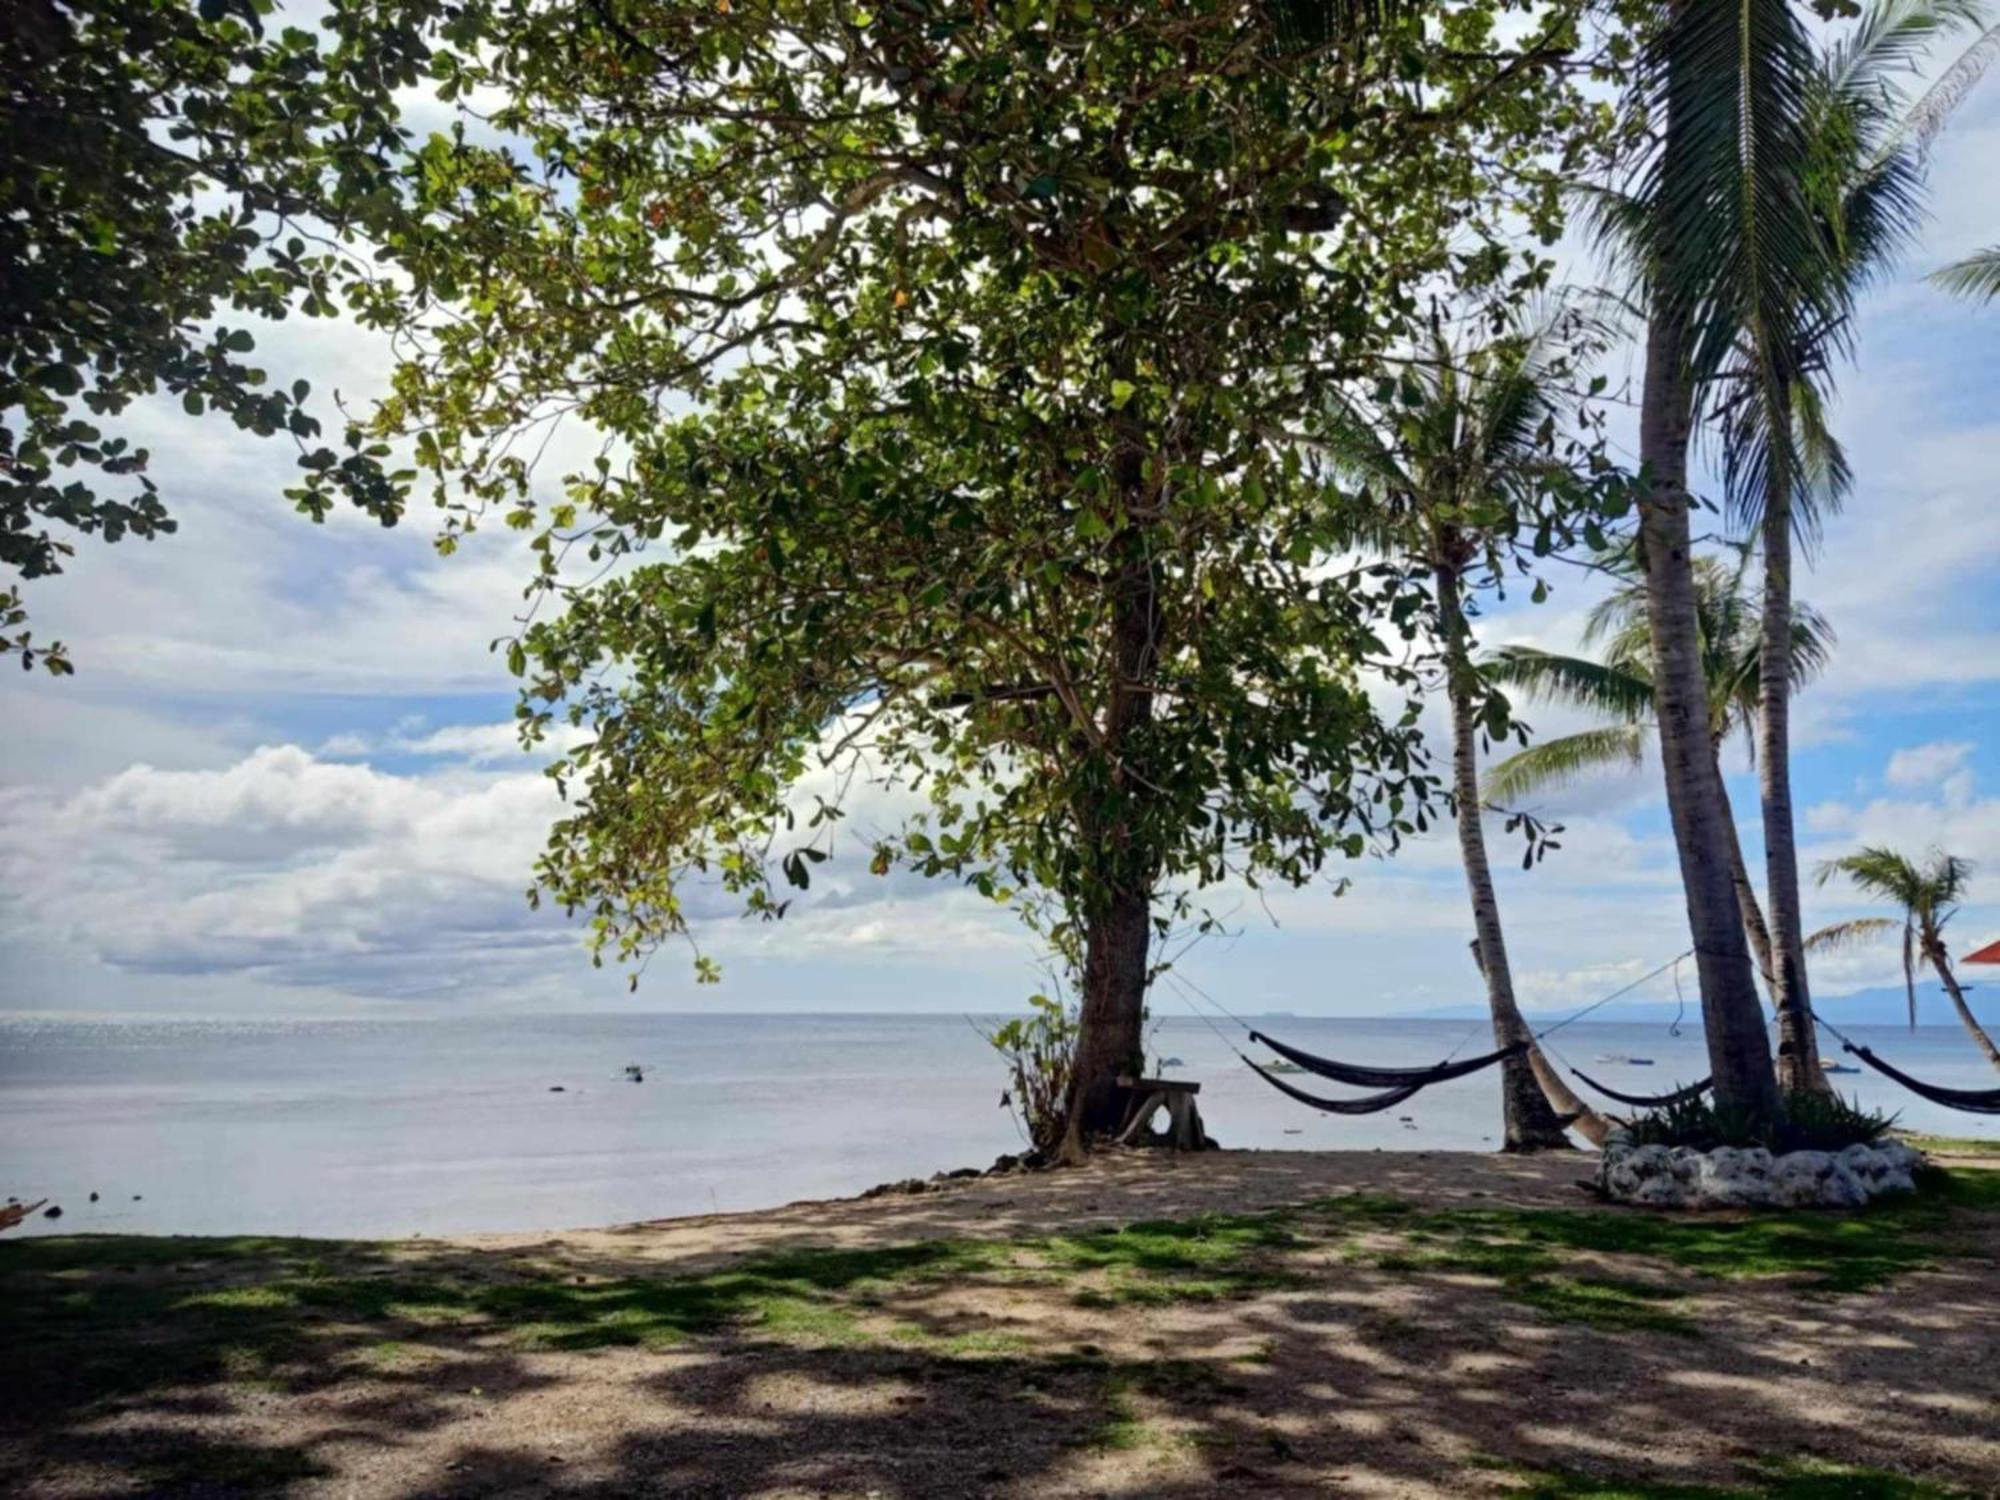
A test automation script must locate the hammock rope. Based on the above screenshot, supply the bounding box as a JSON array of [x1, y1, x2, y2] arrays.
[[1809, 1008, 2000, 1116]]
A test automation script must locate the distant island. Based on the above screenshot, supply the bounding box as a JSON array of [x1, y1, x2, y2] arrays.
[[1410, 982, 1967, 1028]]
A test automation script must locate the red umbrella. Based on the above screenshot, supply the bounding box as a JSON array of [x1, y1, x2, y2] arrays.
[[1966, 938, 2000, 966]]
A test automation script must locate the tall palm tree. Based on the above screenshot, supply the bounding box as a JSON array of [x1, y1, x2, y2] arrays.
[[1714, 0, 2000, 1096], [1817, 847, 2000, 1071], [1486, 551, 1834, 1086], [1596, 0, 1833, 1122], [1323, 319, 1610, 1150]]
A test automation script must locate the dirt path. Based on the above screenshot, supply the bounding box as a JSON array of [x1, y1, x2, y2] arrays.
[[4, 1150, 1996, 1499]]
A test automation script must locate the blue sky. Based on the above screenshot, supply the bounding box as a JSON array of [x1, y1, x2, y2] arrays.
[[1, 33, 1997, 1022]]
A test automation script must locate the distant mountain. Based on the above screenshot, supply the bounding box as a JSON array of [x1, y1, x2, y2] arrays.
[[1407, 981, 1988, 1028]]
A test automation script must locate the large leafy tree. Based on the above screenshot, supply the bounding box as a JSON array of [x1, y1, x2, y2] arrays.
[[1326, 312, 1620, 1149], [359, 0, 1609, 1143], [1817, 848, 2000, 1072], [0, 0, 433, 671]]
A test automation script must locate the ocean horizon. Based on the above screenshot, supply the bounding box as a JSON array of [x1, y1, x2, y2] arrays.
[[5, 1010, 1995, 1241]]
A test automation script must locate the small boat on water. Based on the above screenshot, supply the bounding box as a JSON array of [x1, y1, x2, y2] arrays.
[[1160, 1057, 1185, 1068], [1595, 1055, 1656, 1066], [1823, 1063, 1860, 1076], [1264, 1059, 1306, 1075]]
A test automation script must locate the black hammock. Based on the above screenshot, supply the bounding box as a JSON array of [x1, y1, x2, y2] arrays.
[[1248, 1031, 1526, 1089], [1570, 1070, 1713, 1110], [1241, 1038, 1526, 1115], [1837, 1043, 2000, 1116], [1246, 1062, 1427, 1116]]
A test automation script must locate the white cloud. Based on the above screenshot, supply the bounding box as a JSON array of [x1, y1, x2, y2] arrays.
[[1884, 740, 1975, 791], [0, 736, 1032, 1008]]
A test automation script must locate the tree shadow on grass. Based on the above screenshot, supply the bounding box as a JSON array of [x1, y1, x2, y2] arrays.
[[2, 1164, 1994, 1498]]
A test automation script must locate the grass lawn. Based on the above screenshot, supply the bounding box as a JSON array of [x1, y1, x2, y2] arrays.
[[3, 1161, 1995, 1497]]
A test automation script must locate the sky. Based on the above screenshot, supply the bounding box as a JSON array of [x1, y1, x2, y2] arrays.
[[2, 30, 1997, 1023]]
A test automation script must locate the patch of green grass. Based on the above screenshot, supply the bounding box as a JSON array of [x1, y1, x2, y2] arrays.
[[1395, 1171, 1992, 1296], [1365, 1235, 1697, 1335], [1489, 1454, 1979, 1498], [1081, 1373, 1149, 1451], [1029, 1211, 1307, 1307], [1897, 1133, 2000, 1158], [1509, 1276, 1697, 1336]]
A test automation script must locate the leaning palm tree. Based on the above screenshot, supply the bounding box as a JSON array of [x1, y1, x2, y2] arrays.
[[1816, 847, 2000, 1072], [1712, 0, 2000, 1096], [1486, 550, 1832, 1039], [1589, 0, 1834, 1122], [1322, 316, 1610, 1150]]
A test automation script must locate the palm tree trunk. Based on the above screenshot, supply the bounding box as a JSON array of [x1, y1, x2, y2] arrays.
[[1637, 302, 1783, 1122], [1437, 557, 1599, 1150], [1757, 395, 1828, 1094], [1923, 930, 2000, 1074], [1712, 750, 1779, 1003]]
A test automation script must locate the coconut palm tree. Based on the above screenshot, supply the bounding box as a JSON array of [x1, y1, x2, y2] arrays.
[[1485, 552, 1833, 1051], [1816, 847, 2000, 1071], [1321, 318, 1611, 1150], [1594, 0, 1834, 1122], [1711, 0, 2000, 1096]]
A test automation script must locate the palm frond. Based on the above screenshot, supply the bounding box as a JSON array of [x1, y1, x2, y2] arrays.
[[1484, 647, 1656, 719], [1928, 849, 1976, 905], [1483, 725, 1649, 803], [1931, 244, 2000, 300], [1803, 916, 1900, 954], [1902, 17, 2000, 158], [1828, 0, 1981, 95], [1792, 379, 1854, 525], [1816, 845, 1926, 905]]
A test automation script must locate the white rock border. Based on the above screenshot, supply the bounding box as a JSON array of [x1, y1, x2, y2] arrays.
[[1597, 1133, 1926, 1210]]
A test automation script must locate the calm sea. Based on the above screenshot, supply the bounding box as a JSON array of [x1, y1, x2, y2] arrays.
[[2, 1013, 1993, 1240]]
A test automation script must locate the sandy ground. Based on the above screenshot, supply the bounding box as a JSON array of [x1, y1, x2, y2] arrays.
[[5, 1148, 1997, 1499], [463, 1146, 1601, 1270]]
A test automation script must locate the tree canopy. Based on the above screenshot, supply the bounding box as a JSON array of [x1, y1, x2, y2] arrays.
[[350, 0, 1619, 1008], [0, 0, 431, 670]]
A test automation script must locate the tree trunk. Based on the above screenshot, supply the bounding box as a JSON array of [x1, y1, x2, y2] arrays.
[[1925, 932, 2000, 1074], [1066, 882, 1154, 1146], [1713, 757, 1778, 1004], [1757, 401, 1828, 1095], [1437, 555, 1595, 1151], [1061, 446, 1163, 1159], [1637, 304, 1783, 1122]]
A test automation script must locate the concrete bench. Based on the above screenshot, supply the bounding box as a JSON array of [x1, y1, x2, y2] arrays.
[[1116, 1075, 1213, 1150]]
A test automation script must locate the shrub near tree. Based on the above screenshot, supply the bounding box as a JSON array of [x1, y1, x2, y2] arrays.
[[356, 0, 1617, 1146]]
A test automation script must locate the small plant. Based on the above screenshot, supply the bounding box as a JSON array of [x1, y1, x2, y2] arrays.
[[1624, 1088, 1895, 1154], [986, 992, 1079, 1161]]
